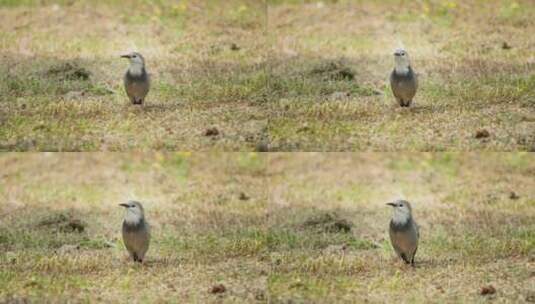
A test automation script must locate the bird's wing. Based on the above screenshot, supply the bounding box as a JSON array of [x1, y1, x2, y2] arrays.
[[389, 228, 404, 257], [389, 71, 402, 100], [122, 229, 136, 253]]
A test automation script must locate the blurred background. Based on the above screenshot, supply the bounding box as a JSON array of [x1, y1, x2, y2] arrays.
[[0, 0, 268, 151], [0, 152, 268, 302], [267, 152, 534, 302], [267, 0, 535, 150], [1, 152, 533, 302]]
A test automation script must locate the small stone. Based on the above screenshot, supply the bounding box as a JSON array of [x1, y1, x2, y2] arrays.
[[210, 284, 226, 294], [480, 285, 496, 295], [475, 129, 490, 139], [204, 127, 219, 137], [230, 43, 240, 51]]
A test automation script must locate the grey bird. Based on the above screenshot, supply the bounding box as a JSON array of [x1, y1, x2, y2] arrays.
[[390, 48, 418, 107], [387, 200, 419, 266], [121, 52, 150, 105], [119, 201, 150, 263]]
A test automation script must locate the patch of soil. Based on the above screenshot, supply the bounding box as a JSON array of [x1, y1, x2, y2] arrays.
[[37, 212, 86, 233], [302, 212, 352, 233], [46, 62, 91, 80], [309, 60, 355, 81]]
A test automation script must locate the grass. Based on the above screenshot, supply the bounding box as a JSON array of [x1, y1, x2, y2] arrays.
[[0, 0, 268, 151], [1, 153, 533, 303], [267, 0, 535, 151], [1, 0, 534, 151], [0, 153, 268, 303], [267, 153, 535, 303]]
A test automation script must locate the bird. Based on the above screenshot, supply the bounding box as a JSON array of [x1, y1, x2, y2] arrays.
[[119, 200, 150, 263], [121, 52, 150, 105], [387, 199, 419, 266], [390, 48, 418, 107]]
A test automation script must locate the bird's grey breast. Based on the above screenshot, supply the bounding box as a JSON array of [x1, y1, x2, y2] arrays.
[[125, 68, 149, 83], [390, 217, 416, 233], [390, 67, 416, 86], [122, 218, 148, 234]]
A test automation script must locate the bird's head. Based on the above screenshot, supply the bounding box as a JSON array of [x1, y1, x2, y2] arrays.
[[393, 48, 410, 72], [119, 200, 145, 223], [387, 199, 412, 222], [121, 52, 145, 67]]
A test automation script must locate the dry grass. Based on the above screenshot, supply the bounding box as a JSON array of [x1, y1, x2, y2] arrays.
[[1, 1, 534, 151], [267, 153, 535, 303], [267, 0, 535, 151], [0, 153, 268, 303], [1, 153, 533, 303], [0, 0, 267, 151]]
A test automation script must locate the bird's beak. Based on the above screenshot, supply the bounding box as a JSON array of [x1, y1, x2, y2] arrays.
[[119, 203, 129, 208], [120, 54, 131, 59], [393, 52, 400, 56], [386, 202, 396, 207]]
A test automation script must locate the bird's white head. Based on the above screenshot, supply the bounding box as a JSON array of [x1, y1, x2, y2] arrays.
[[121, 52, 145, 75], [119, 200, 145, 224], [393, 48, 410, 74], [387, 199, 413, 224]]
